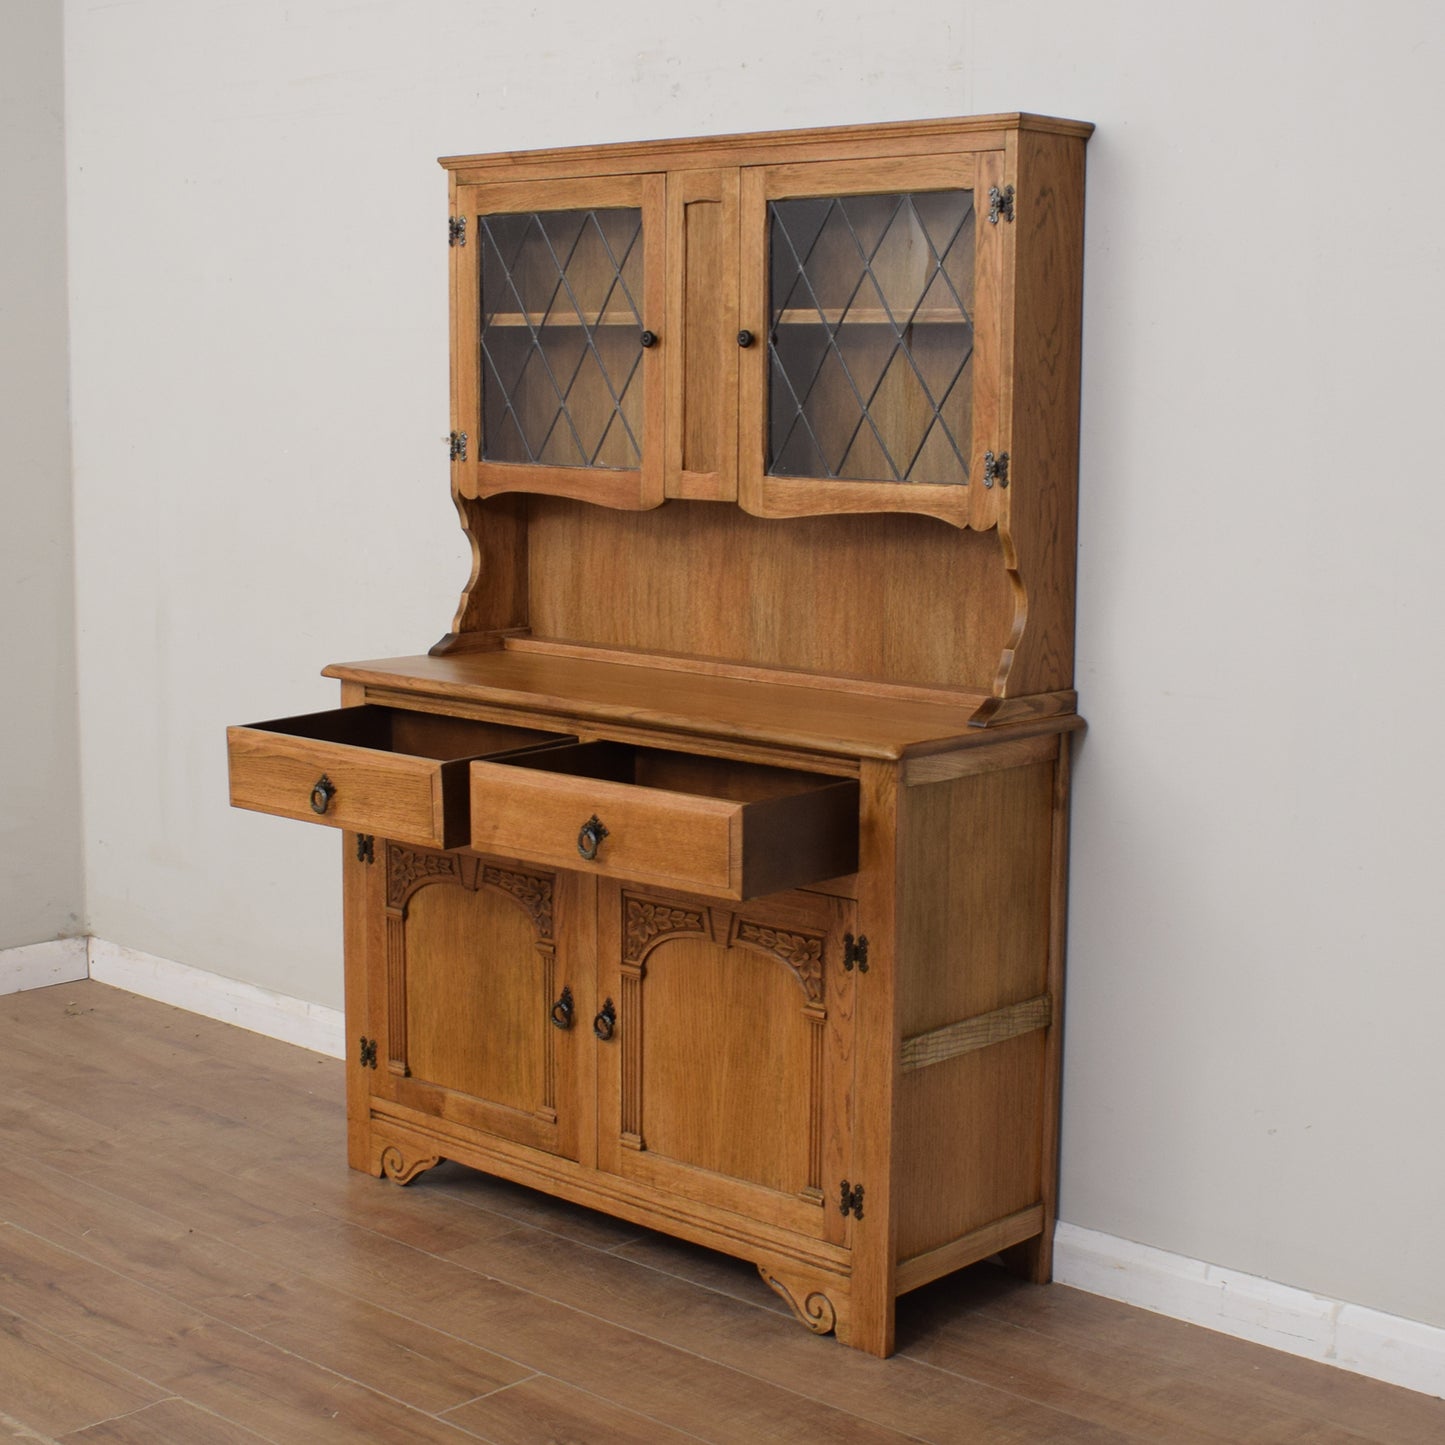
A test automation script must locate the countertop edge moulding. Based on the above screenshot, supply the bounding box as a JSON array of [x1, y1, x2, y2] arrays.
[[437, 112, 1095, 175]]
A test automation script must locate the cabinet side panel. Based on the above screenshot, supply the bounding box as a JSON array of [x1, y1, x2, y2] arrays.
[[894, 753, 1056, 1264], [899, 758, 1055, 1037], [526, 497, 1013, 690], [895, 1032, 1045, 1261], [997, 130, 1086, 697]]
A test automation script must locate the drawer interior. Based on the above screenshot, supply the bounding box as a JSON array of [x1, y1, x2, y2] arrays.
[[252, 705, 566, 760], [494, 740, 846, 802]]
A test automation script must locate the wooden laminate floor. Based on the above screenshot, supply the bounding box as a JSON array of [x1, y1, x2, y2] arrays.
[[0, 982, 1439, 1443]]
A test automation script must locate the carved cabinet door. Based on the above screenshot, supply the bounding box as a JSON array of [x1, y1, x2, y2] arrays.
[[596, 881, 856, 1245], [373, 842, 582, 1160]]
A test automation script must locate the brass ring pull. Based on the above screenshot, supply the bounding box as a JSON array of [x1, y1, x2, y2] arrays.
[[550, 986, 574, 1030], [577, 815, 609, 861], [593, 998, 616, 1041], [310, 775, 337, 815]]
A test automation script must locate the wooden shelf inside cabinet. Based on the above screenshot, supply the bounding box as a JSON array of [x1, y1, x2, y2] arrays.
[[232, 111, 1089, 1365], [774, 309, 971, 327], [484, 314, 646, 328]]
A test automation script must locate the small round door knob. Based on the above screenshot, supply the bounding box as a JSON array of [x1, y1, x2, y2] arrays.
[[640, 329, 658, 348], [737, 329, 755, 348]]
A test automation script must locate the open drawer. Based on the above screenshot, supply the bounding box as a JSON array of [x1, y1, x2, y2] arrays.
[[469, 741, 859, 900], [227, 706, 571, 850]]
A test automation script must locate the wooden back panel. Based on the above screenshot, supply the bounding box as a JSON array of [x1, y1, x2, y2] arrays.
[[524, 497, 1013, 690]]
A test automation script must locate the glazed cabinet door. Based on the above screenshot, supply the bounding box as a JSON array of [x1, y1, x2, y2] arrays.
[[370, 841, 583, 1160], [595, 882, 856, 1246], [737, 150, 1008, 529], [451, 174, 667, 509]]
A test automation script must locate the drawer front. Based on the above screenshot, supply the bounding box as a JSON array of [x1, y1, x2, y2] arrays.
[[228, 727, 453, 847], [471, 764, 740, 895], [227, 706, 570, 850], [471, 745, 860, 900]]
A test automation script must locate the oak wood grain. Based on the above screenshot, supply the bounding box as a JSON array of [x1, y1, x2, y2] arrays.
[[322, 648, 1026, 758]]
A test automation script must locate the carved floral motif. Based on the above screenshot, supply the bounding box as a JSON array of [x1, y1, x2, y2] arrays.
[[386, 843, 459, 907], [480, 865, 554, 939], [736, 922, 825, 1002], [623, 897, 706, 962]]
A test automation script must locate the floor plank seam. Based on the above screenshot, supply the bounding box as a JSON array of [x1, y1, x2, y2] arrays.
[[0, 1213, 489, 1442], [0, 1407, 62, 1445], [438, 1370, 543, 1413], [953, 1300, 1416, 1445], [893, 1345, 1167, 1444], [598, 1240, 790, 1318], [440, 1372, 720, 1444], [425, 1178, 650, 1255], [323, 1215, 938, 1442]]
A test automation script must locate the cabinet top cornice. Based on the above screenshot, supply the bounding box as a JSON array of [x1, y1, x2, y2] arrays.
[[438, 112, 1093, 176]]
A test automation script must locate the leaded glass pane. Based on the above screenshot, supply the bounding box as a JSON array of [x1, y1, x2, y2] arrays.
[[479, 207, 645, 469], [767, 190, 975, 485]]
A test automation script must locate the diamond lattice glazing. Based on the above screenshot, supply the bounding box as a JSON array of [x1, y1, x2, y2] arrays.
[[767, 190, 975, 485], [479, 208, 645, 470]]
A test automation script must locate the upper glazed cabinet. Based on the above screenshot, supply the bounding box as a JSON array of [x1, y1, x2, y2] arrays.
[[445, 121, 1058, 529]]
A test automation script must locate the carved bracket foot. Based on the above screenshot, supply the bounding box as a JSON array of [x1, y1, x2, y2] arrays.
[[378, 1143, 442, 1186], [757, 1263, 839, 1337]]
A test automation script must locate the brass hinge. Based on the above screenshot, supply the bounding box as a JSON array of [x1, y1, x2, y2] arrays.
[[839, 1180, 865, 1220], [449, 431, 468, 462], [448, 216, 467, 246], [356, 834, 374, 864], [843, 933, 869, 973], [983, 450, 1010, 489], [987, 184, 1016, 224], [358, 1037, 378, 1069]]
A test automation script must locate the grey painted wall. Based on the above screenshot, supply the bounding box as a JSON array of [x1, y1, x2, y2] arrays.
[[0, 0, 82, 950]]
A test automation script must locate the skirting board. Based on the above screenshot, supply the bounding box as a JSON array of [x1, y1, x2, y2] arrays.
[[1053, 1222, 1444, 1400], [86, 938, 344, 1060], [6, 937, 1441, 1398], [0, 937, 89, 996]]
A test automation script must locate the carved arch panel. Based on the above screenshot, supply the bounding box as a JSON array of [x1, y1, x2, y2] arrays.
[[381, 844, 569, 1147], [600, 884, 853, 1243]]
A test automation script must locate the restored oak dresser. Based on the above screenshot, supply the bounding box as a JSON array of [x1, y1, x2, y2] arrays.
[[228, 112, 1090, 1356]]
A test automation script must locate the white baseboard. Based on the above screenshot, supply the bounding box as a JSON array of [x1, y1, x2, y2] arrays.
[[86, 938, 344, 1059], [0, 937, 89, 995], [1054, 1221, 1444, 1400]]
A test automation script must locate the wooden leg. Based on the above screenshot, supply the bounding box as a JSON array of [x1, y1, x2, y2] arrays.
[[1002, 739, 1071, 1289], [1001, 1225, 1054, 1284], [843, 1280, 895, 1358]]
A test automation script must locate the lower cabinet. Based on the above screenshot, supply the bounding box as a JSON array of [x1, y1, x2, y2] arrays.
[[231, 700, 1073, 1357], [372, 845, 582, 1163], [595, 881, 855, 1250], [356, 839, 861, 1327]]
